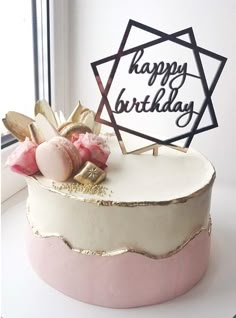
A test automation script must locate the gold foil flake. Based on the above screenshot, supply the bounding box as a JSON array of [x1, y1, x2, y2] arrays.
[[52, 181, 109, 197], [31, 222, 212, 259], [74, 162, 106, 185], [27, 205, 212, 260], [29, 172, 214, 207], [60, 122, 92, 138], [67, 101, 101, 134]]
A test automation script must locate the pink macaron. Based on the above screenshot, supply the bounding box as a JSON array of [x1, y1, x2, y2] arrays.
[[50, 136, 81, 174], [36, 136, 81, 182]]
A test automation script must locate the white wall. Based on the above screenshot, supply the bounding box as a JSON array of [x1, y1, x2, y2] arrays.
[[62, 0, 236, 186]]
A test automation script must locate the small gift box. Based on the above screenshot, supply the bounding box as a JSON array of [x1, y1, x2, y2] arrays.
[[74, 161, 106, 185]]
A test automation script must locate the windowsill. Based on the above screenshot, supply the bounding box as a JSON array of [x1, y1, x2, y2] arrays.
[[2, 184, 236, 318], [1, 187, 28, 214], [1, 142, 27, 202]]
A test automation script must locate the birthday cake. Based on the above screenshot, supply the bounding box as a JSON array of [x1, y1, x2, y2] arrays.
[[2, 20, 226, 308], [25, 137, 215, 308], [3, 100, 214, 308]]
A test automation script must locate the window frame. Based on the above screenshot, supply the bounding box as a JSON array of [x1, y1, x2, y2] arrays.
[[49, 0, 69, 115], [1, 0, 62, 202]]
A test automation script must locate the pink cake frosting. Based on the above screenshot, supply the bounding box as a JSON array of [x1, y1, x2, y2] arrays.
[[27, 224, 210, 308]]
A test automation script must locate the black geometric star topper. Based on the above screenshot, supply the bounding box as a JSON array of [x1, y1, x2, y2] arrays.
[[91, 19, 227, 155]]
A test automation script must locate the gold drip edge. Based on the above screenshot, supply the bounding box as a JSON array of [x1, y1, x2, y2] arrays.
[[27, 206, 212, 260], [27, 171, 215, 207]]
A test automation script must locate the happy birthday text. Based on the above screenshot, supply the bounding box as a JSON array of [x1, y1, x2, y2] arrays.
[[112, 49, 199, 128]]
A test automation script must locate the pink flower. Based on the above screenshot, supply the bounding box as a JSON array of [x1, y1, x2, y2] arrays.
[[73, 133, 110, 169], [6, 138, 39, 175]]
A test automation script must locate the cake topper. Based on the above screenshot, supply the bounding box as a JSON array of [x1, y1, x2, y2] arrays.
[[91, 19, 227, 155]]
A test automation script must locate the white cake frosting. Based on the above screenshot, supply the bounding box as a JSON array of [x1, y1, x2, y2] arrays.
[[26, 136, 215, 256]]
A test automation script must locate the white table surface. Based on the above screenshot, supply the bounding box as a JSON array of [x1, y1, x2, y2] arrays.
[[2, 183, 236, 318]]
